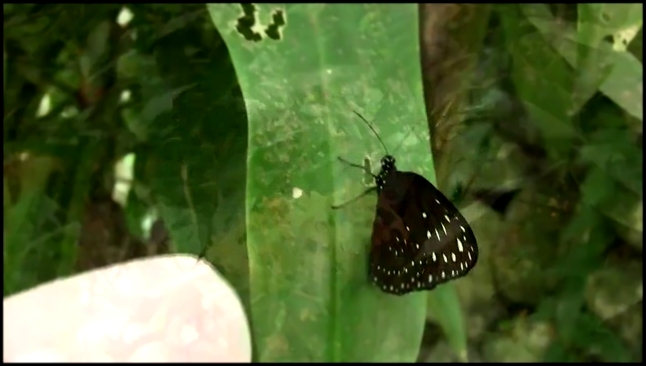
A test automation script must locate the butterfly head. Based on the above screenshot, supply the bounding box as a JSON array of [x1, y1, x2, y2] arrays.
[[380, 155, 396, 171], [375, 155, 396, 192]]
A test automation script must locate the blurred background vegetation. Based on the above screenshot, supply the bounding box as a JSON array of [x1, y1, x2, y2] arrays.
[[3, 3, 642, 362]]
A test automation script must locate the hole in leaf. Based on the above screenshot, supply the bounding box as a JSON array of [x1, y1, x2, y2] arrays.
[[235, 4, 286, 42], [235, 3, 262, 42], [264, 9, 286, 40]]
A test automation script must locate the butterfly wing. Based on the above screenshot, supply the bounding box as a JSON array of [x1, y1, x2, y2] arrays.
[[369, 171, 478, 295], [368, 176, 417, 294], [400, 172, 479, 291]]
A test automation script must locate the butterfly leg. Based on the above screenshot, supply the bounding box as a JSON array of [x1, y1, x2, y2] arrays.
[[331, 186, 377, 209], [337, 157, 377, 177], [332, 156, 378, 209]]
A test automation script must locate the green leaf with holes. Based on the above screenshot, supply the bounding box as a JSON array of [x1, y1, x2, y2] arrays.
[[207, 3, 466, 362]]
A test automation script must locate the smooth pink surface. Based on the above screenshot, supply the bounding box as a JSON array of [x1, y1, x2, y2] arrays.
[[3, 254, 252, 362]]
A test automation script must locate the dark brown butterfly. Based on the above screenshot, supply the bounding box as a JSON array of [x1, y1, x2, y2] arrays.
[[333, 112, 478, 295]]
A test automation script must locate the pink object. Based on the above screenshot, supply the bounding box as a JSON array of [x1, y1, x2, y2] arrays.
[[3, 254, 252, 362]]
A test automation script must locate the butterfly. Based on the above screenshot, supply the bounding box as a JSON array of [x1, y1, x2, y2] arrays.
[[333, 112, 479, 295]]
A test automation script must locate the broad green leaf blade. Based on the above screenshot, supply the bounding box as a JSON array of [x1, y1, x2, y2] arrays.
[[140, 22, 251, 312], [209, 4, 431, 362], [427, 284, 468, 362]]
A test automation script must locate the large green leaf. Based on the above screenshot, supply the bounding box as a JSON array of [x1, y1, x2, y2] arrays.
[[426, 283, 468, 362], [138, 11, 251, 312], [208, 4, 435, 362]]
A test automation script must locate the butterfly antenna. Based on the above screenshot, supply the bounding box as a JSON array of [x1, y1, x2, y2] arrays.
[[353, 111, 390, 155]]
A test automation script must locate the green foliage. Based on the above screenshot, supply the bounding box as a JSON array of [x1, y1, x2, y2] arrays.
[[3, 3, 642, 363], [494, 5, 641, 362]]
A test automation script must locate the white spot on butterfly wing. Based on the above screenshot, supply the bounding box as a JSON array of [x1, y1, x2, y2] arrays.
[[426, 230, 431, 239], [441, 223, 447, 235], [422, 212, 427, 218], [442, 254, 448, 263], [457, 238, 464, 252], [451, 253, 456, 262], [444, 215, 450, 222], [428, 274, 433, 282]]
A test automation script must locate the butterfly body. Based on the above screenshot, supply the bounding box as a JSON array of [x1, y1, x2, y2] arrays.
[[368, 155, 479, 295]]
